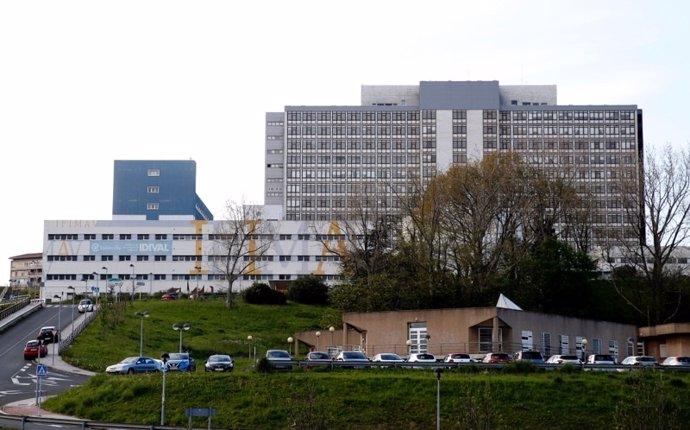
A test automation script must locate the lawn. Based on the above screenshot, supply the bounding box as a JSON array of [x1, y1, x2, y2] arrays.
[[50, 297, 690, 429]]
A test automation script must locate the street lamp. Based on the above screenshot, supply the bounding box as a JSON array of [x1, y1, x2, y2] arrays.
[[67, 286, 75, 333], [172, 323, 191, 353], [329, 326, 335, 356], [247, 335, 253, 359], [92, 272, 99, 305], [435, 368, 443, 430], [315, 331, 321, 351], [101, 267, 108, 302], [149, 272, 153, 297], [135, 311, 149, 356], [52, 293, 63, 365], [406, 339, 412, 356], [129, 264, 135, 300], [581, 338, 588, 365], [287, 336, 294, 356]]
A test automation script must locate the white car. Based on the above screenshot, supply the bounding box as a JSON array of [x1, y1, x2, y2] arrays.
[[661, 356, 690, 367], [77, 299, 94, 313], [443, 353, 472, 363], [371, 353, 404, 363], [265, 349, 293, 369], [407, 353, 437, 363], [545, 354, 582, 365], [620, 355, 657, 367]]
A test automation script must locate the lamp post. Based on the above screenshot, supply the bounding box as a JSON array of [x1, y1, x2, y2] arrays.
[[435, 368, 443, 430], [129, 264, 135, 300], [406, 339, 412, 357], [172, 323, 191, 353], [92, 272, 99, 305], [287, 336, 294, 356], [581, 338, 588, 366], [67, 286, 75, 333], [149, 272, 153, 297], [135, 311, 149, 356], [52, 293, 62, 365], [329, 326, 335, 356], [315, 331, 321, 351], [247, 335, 253, 360], [101, 267, 108, 302]]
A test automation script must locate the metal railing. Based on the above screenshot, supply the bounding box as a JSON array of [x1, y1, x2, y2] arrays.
[[57, 307, 101, 354], [0, 414, 183, 430]]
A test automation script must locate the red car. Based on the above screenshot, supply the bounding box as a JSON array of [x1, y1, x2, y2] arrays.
[[24, 340, 48, 360], [481, 352, 512, 364]]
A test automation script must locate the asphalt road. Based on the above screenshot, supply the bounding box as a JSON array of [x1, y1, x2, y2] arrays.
[[0, 306, 91, 408]]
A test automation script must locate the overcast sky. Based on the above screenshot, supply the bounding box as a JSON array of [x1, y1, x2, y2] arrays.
[[2, 0, 689, 275]]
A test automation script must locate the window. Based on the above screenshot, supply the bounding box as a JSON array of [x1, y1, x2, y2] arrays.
[[559, 335, 569, 355], [154, 255, 167, 261], [297, 255, 310, 261], [279, 255, 292, 261], [84, 234, 96, 240], [83, 255, 95, 261], [147, 186, 160, 193], [136, 255, 149, 262], [101, 255, 113, 261], [542, 332, 551, 357], [147, 169, 160, 177], [119, 234, 131, 240], [155, 234, 167, 240], [147, 203, 159, 210], [119, 255, 131, 261], [137, 234, 150, 240], [102, 234, 114, 240]]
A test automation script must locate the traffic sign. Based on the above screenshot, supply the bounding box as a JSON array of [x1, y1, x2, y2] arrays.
[[91, 287, 99, 294], [36, 364, 47, 378]]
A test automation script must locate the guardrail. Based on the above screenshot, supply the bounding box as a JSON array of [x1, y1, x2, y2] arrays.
[[272, 360, 690, 373], [0, 296, 32, 320], [58, 308, 100, 354], [0, 414, 183, 430]]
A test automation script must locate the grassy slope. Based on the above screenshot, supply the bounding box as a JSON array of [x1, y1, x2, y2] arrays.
[[49, 298, 690, 429]]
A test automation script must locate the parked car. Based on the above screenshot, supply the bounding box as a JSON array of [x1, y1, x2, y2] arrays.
[[336, 351, 370, 368], [585, 354, 617, 371], [372, 353, 404, 363], [620, 355, 658, 368], [265, 349, 293, 369], [37, 326, 58, 344], [163, 352, 196, 372], [513, 350, 545, 364], [586, 354, 616, 365], [106, 356, 162, 374], [77, 299, 94, 313], [204, 354, 234, 372], [407, 353, 437, 363], [161, 293, 178, 301], [482, 352, 512, 364], [23, 340, 48, 360], [545, 354, 582, 365], [443, 353, 473, 363], [661, 356, 690, 367]]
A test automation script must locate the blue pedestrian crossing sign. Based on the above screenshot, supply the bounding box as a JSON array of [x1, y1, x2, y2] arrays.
[[36, 364, 47, 378]]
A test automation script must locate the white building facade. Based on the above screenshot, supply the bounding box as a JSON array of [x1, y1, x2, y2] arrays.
[[42, 218, 347, 300]]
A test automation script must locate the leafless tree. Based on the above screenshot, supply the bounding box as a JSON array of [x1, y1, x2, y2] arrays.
[[212, 201, 274, 308], [614, 143, 690, 323]]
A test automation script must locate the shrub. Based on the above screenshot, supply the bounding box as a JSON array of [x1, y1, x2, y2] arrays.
[[241, 283, 287, 305], [255, 357, 273, 373], [287, 276, 330, 305], [501, 361, 539, 374]]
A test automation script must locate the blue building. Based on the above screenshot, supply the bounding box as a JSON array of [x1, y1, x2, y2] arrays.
[[112, 160, 213, 221]]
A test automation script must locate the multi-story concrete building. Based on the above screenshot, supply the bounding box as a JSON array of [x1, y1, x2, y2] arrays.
[[113, 160, 213, 221], [8, 252, 42, 288], [265, 80, 643, 245]]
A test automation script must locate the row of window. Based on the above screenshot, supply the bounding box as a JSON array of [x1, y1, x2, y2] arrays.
[[46, 273, 343, 282], [46, 254, 343, 262], [283, 110, 635, 124], [287, 140, 423, 151], [48, 233, 354, 241]]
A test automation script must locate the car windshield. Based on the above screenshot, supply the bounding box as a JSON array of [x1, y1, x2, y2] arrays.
[[561, 355, 578, 360], [522, 351, 542, 359], [168, 353, 189, 360], [209, 355, 230, 362], [594, 355, 614, 361], [343, 352, 367, 359], [309, 352, 330, 359], [26, 340, 39, 347], [268, 350, 290, 359], [381, 354, 401, 360], [451, 354, 469, 359], [79, 300, 91, 305], [677, 357, 690, 363], [121, 357, 139, 363], [638, 356, 656, 362], [417, 354, 435, 360]]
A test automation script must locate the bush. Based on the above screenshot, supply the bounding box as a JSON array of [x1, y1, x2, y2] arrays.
[[241, 283, 287, 305], [255, 357, 273, 373], [287, 276, 330, 305]]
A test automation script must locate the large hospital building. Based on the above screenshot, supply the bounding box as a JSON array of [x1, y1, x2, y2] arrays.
[[42, 81, 643, 299]]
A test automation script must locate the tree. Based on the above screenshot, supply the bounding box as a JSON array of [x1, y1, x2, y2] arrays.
[[212, 201, 274, 308], [613, 144, 690, 324]]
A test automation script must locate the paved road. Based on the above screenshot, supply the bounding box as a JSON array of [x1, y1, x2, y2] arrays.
[[0, 304, 94, 421]]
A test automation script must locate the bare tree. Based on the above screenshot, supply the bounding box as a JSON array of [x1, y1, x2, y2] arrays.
[[212, 201, 274, 308], [614, 144, 690, 323]]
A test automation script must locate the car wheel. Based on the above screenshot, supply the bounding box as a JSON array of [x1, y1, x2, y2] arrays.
[[127, 368, 135, 375]]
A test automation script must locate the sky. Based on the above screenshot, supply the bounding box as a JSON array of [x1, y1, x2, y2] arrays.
[[1, 0, 689, 278]]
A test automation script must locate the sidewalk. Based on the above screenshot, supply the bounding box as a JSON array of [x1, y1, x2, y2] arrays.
[[0, 305, 97, 419]]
